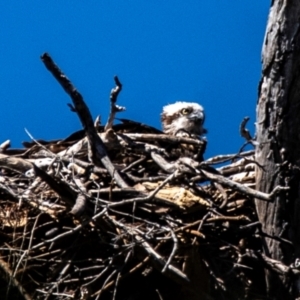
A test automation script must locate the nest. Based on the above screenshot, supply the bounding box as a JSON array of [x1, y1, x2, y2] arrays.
[[0, 53, 278, 300]]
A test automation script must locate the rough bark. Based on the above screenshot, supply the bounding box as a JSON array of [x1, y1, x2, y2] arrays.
[[256, 1, 300, 298]]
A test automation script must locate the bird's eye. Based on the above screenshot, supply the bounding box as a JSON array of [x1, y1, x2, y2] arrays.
[[181, 108, 191, 115]]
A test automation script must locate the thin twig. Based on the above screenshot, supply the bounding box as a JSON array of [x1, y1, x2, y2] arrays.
[[162, 227, 178, 273], [201, 169, 289, 201]]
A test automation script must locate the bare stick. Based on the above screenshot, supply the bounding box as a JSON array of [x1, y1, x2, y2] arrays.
[[206, 215, 250, 222], [0, 139, 10, 152], [105, 76, 126, 131], [41, 53, 128, 188], [25, 128, 56, 158], [240, 117, 252, 141], [161, 227, 178, 273], [201, 169, 289, 201], [124, 133, 206, 146], [202, 150, 254, 166]]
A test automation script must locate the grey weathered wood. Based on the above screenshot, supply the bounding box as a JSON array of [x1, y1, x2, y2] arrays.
[[256, 1, 300, 298], [41, 53, 128, 189]]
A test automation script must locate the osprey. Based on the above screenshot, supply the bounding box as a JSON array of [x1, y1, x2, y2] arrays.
[[161, 101, 206, 138]]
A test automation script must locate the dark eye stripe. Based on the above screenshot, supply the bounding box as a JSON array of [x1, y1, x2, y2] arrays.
[[181, 108, 191, 114]]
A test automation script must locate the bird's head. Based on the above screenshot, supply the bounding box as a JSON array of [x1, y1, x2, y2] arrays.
[[161, 101, 206, 137]]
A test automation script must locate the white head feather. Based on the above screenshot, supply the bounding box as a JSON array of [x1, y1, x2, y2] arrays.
[[161, 101, 206, 137]]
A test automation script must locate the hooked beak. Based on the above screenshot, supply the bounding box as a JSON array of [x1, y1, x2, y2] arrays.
[[188, 112, 204, 123]]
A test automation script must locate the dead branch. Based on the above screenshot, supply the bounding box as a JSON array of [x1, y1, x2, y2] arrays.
[[0, 140, 10, 152], [105, 76, 126, 131], [0, 154, 33, 173], [41, 53, 128, 188], [239, 117, 252, 142], [125, 133, 206, 146], [201, 169, 289, 201]]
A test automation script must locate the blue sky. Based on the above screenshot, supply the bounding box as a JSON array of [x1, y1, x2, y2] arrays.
[[0, 2, 269, 158]]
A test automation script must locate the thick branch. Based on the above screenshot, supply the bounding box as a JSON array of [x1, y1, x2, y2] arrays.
[[41, 53, 128, 188]]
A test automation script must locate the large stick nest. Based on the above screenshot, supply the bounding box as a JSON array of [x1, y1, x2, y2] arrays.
[[0, 54, 285, 300]]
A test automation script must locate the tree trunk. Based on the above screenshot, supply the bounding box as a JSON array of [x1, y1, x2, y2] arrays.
[[256, 1, 300, 298]]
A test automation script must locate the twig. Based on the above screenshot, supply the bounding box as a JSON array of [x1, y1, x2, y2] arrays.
[[162, 227, 178, 273], [202, 150, 254, 166], [206, 215, 250, 222], [82, 265, 110, 288], [121, 156, 146, 172], [175, 219, 206, 239], [240, 117, 252, 141], [105, 76, 126, 131], [25, 128, 56, 157], [124, 133, 206, 146], [0, 139, 10, 152], [200, 169, 289, 201], [94, 269, 117, 299], [112, 250, 131, 300]]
